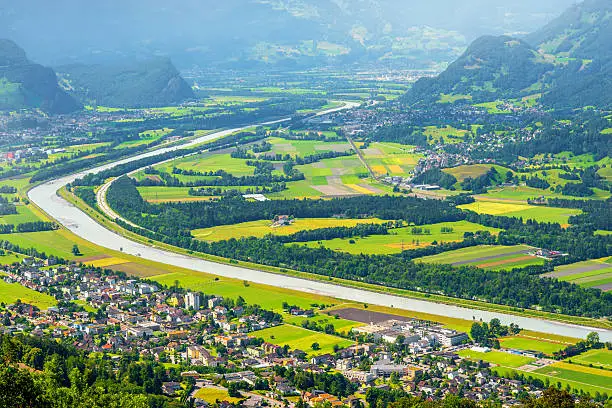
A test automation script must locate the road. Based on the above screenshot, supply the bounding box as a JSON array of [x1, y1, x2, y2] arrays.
[[27, 105, 611, 342]]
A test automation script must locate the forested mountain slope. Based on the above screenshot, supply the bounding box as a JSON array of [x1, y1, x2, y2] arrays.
[[0, 39, 80, 114], [404, 0, 612, 109], [57, 58, 195, 108]]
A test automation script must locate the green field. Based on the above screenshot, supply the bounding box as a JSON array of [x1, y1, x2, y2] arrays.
[[547, 258, 612, 290], [459, 201, 582, 225], [192, 218, 387, 241], [194, 387, 242, 404], [1, 230, 105, 260], [149, 272, 336, 312], [568, 349, 612, 370], [493, 366, 610, 396], [0, 205, 43, 225], [458, 349, 536, 368], [444, 164, 511, 182], [499, 336, 568, 355], [361, 142, 423, 177], [283, 313, 364, 335], [266, 136, 349, 157], [424, 125, 469, 144], [417, 245, 533, 264], [0, 280, 57, 309], [299, 220, 501, 255], [534, 363, 612, 391], [156, 152, 258, 177], [253, 324, 354, 356]]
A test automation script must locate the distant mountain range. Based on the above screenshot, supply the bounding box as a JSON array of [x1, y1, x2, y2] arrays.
[[0, 0, 575, 69], [404, 0, 612, 109], [0, 39, 80, 114], [0, 39, 194, 112], [57, 59, 195, 108]]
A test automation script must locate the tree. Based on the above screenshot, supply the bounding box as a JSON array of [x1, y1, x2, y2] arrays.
[[311, 342, 320, 351], [586, 332, 600, 347], [71, 244, 81, 256]]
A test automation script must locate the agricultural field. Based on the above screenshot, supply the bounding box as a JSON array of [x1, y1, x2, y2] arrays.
[[148, 270, 337, 312], [568, 349, 612, 370], [252, 324, 354, 356], [0, 279, 57, 309], [458, 349, 536, 368], [424, 125, 470, 144], [113, 128, 173, 149], [194, 387, 242, 404], [192, 217, 387, 242], [1, 229, 105, 260], [155, 152, 259, 177], [283, 313, 364, 335], [416, 244, 544, 271], [266, 136, 350, 157], [298, 220, 501, 255], [443, 164, 511, 183], [0, 205, 42, 224], [544, 258, 612, 291], [361, 142, 423, 177], [458, 200, 582, 225]]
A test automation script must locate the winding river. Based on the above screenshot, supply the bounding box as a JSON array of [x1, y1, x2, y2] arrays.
[[27, 104, 611, 341]]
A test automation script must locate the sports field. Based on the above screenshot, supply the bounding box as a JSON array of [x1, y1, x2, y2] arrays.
[[459, 201, 582, 225], [253, 324, 354, 356], [299, 220, 501, 255], [192, 218, 387, 241], [499, 336, 569, 355], [568, 349, 612, 370], [534, 363, 612, 391]]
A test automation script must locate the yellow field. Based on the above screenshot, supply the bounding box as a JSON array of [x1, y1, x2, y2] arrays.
[[460, 201, 530, 215], [346, 184, 375, 194], [192, 218, 386, 241], [387, 165, 404, 174], [89, 257, 130, 268], [371, 165, 387, 175]]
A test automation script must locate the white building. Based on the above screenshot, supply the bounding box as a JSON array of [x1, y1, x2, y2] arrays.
[[185, 292, 201, 310]]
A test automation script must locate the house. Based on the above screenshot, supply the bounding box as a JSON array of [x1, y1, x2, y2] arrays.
[[162, 382, 182, 396]]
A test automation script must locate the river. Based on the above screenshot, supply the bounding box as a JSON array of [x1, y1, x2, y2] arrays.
[[27, 105, 611, 341]]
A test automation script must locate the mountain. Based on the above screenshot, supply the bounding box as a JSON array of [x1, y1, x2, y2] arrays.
[[404, 0, 612, 109], [404, 36, 553, 104], [0, 39, 81, 114], [0, 0, 575, 69], [526, 0, 612, 59], [526, 0, 612, 108], [57, 58, 195, 108]]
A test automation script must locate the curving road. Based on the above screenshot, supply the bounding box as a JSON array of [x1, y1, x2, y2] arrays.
[[27, 104, 611, 341]]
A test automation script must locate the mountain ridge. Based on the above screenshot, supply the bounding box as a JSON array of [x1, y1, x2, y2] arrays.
[[0, 39, 81, 114], [57, 58, 195, 108], [403, 0, 612, 109]]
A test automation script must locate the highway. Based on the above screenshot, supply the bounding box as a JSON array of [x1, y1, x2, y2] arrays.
[[27, 103, 611, 341]]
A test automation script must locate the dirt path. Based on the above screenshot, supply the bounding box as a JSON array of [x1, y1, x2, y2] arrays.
[[345, 134, 377, 180]]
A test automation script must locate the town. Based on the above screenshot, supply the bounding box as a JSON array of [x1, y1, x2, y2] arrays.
[[0, 257, 583, 407]]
